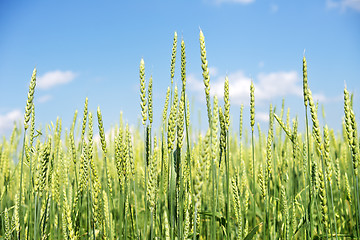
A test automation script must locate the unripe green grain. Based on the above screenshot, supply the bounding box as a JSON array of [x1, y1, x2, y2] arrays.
[[115, 128, 126, 187], [240, 104, 244, 141], [79, 143, 89, 193], [92, 177, 103, 227], [71, 110, 78, 134], [24, 68, 37, 130], [164, 209, 170, 240], [224, 76, 230, 130], [81, 97, 88, 141], [334, 156, 341, 189], [186, 97, 190, 130], [250, 81, 255, 131], [69, 131, 76, 166], [162, 87, 171, 125], [323, 125, 332, 182], [97, 106, 107, 154], [181, 38, 186, 89], [170, 32, 177, 84], [286, 108, 290, 131], [139, 58, 147, 126], [219, 106, 226, 165], [24, 141, 31, 166], [1, 144, 10, 183], [162, 133, 169, 195], [350, 109, 359, 175], [147, 137, 158, 213], [9, 124, 18, 152], [211, 96, 219, 160], [178, 39, 187, 152], [280, 175, 288, 215], [123, 129, 130, 185], [178, 89, 185, 149], [344, 88, 352, 143], [303, 55, 308, 107], [103, 190, 111, 235], [199, 30, 212, 125], [148, 75, 153, 125], [345, 173, 352, 203], [167, 86, 178, 153], [62, 212, 68, 240], [266, 105, 274, 181], [194, 136, 206, 232], [308, 89, 322, 155], [42, 192, 51, 235], [183, 200, 191, 239], [13, 193, 20, 235], [258, 164, 266, 201], [35, 139, 51, 197], [63, 189, 77, 240], [318, 168, 329, 235], [52, 166, 61, 205], [4, 207, 10, 240], [232, 176, 242, 240], [126, 124, 135, 178], [311, 159, 319, 195], [29, 102, 36, 147], [280, 179, 290, 239]]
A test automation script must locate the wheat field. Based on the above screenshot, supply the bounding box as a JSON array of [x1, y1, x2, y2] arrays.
[[0, 30, 359, 240]]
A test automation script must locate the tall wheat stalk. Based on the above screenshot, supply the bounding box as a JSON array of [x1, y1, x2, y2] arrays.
[[19, 68, 36, 239]]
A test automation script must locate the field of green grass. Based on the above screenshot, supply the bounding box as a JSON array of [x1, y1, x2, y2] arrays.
[[0, 30, 359, 239]]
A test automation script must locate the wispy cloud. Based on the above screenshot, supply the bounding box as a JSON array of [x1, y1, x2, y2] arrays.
[[258, 61, 265, 68], [0, 109, 22, 134], [213, 0, 255, 5], [93, 121, 135, 145], [188, 70, 303, 105], [37, 94, 53, 103], [208, 67, 219, 77], [188, 69, 341, 107], [256, 71, 302, 100], [37, 70, 77, 90], [270, 4, 279, 13], [327, 0, 360, 12], [312, 92, 343, 103], [256, 111, 270, 123]]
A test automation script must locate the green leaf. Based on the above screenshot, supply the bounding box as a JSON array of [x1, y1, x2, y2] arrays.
[[293, 215, 305, 236], [199, 211, 226, 226], [244, 222, 263, 240]]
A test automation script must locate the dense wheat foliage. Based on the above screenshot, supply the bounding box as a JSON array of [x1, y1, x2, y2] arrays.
[[0, 31, 359, 240]]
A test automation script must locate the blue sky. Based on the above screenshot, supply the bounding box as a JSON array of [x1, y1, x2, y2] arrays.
[[0, 0, 359, 137]]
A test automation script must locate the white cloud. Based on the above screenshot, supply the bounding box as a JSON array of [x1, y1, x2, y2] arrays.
[[342, 0, 360, 10], [312, 93, 342, 103], [93, 122, 136, 146], [38, 94, 53, 103], [37, 70, 77, 90], [214, 0, 255, 4], [312, 93, 328, 103], [188, 69, 339, 107], [213, 71, 252, 104], [258, 61, 264, 68], [188, 70, 302, 105], [270, 4, 279, 13], [327, 0, 339, 8], [188, 73, 208, 92], [0, 109, 22, 134], [256, 111, 270, 123], [208, 67, 219, 77], [327, 0, 360, 11], [256, 71, 302, 100]]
